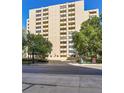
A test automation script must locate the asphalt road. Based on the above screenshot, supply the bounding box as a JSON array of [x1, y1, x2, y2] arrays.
[[22, 64, 102, 75], [22, 64, 102, 93]]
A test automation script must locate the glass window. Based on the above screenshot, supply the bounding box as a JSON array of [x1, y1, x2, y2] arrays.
[[43, 17, 48, 20], [60, 28, 66, 30], [60, 55, 67, 57], [43, 8, 48, 12], [60, 46, 66, 48], [60, 10, 66, 13], [60, 14, 66, 17], [68, 18, 75, 21], [36, 30, 41, 33], [36, 18, 41, 21], [36, 10, 41, 13], [60, 5, 66, 9], [36, 22, 41, 25], [60, 41, 66, 44], [68, 4, 75, 7], [89, 11, 97, 14], [36, 26, 41, 29], [36, 14, 41, 17]]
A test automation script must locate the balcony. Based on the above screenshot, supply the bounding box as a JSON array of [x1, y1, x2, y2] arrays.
[[68, 13, 75, 17], [68, 4, 75, 8], [36, 14, 41, 17], [36, 18, 41, 21], [43, 25, 48, 28], [60, 54, 67, 57], [43, 21, 48, 24], [68, 8, 75, 12], [43, 29, 48, 32], [36, 22, 41, 25], [43, 34, 48, 37], [43, 8, 48, 12], [60, 10, 66, 13]]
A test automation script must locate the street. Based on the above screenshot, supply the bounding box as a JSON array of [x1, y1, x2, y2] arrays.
[[22, 64, 102, 93]]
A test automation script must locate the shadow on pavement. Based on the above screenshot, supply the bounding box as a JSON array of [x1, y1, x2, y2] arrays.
[[22, 64, 102, 75]]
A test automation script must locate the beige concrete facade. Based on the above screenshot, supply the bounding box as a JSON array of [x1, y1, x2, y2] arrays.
[[27, 0, 99, 60]]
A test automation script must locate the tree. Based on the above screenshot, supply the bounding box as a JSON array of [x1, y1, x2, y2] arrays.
[[26, 33, 52, 62], [72, 16, 102, 63], [22, 29, 27, 49], [22, 29, 28, 58]]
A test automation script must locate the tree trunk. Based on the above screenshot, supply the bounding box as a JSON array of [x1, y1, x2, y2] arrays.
[[92, 55, 97, 64], [32, 49, 34, 64], [80, 55, 84, 64]]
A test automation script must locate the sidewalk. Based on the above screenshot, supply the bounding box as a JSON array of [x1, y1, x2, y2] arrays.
[[68, 63, 102, 70]]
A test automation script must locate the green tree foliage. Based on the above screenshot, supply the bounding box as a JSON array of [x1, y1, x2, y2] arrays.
[[22, 29, 27, 49], [72, 16, 102, 62], [26, 33, 52, 59]]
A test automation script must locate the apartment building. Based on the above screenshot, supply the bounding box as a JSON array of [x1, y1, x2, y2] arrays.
[[27, 0, 99, 60]]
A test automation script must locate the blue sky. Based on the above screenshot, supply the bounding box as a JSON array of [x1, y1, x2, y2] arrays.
[[22, 0, 102, 29]]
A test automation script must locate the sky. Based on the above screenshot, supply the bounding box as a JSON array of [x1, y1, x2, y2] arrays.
[[22, 0, 102, 29]]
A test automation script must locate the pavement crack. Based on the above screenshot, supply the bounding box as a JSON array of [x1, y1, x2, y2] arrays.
[[23, 82, 57, 87], [23, 84, 34, 91]]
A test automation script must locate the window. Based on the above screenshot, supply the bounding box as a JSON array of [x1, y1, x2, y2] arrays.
[[43, 21, 48, 24], [60, 55, 67, 57], [68, 27, 75, 30], [68, 9, 75, 12], [69, 45, 73, 48], [60, 19, 66, 22], [36, 22, 41, 25], [60, 41, 66, 44], [43, 8, 48, 12], [89, 11, 97, 14], [36, 30, 41, 33], [43, 17, 48, 20], [68, 4, 75, 7], [36, 10, 41, 13], [43, 25, 48, 28], [36, 18, 41, 21], [60, 5, 66, 9], [43, 30, 48, 32], [68, 13, 75, 16], [60, 46, 66, 48], [60, 14, 66, 17], [69, 32, 74, 34], [68, 18, 75, 21], [43, 13, 48, 16], [60, 51, 66, 53], [60, 28, 66, 30], [60, 10, 66, 13], [69, 36, 72, 39], [43, 34, 48, 36], [69, 41, 73, 43], [60, 23, 66, 26], [69, 50, 75, 53], [60, 32, 67, 35], [60, 36, 67, 39], [68, 22, 75, 25], [36, 14, 41, 17], [36, 26, 41, 29]]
